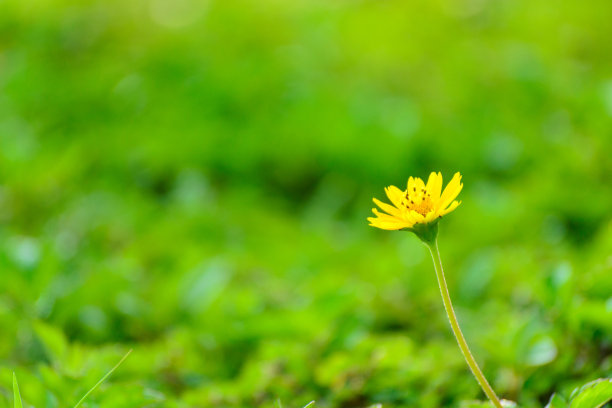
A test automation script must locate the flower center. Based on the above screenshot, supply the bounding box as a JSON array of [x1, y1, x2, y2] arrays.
[[403, 186, 433, 216]]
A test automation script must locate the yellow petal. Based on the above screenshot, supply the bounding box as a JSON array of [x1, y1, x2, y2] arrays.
[[408, 176, 425, 195], [437, 172, 463, 211], [415, 177, 425, 192], [371, 208, 401, 221], [373, 197, 402, 217], [439, 200, 461, 216], [409, 210, 425, 223], [407, 177, 415, 191], [426, 172, 442, 200], [424, 210, 439, 223], [368, 217, 411, 230], [385, 185, 405, 208]]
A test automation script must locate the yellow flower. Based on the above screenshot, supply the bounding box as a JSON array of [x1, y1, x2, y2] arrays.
[[368, 172, 463, 232]]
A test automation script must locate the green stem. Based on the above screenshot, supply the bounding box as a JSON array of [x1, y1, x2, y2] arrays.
[[73, 349, 132, 408], [427, 239, 503, 408]]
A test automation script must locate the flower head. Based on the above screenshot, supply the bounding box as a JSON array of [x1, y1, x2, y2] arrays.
[[368, 172, 463, 241]]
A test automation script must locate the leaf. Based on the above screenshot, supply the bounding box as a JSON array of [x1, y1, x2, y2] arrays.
[[569, 378, 612, 408], [33, 320, 68, 365], [13, 373, 23, 408], [546, 394, 568, 408]]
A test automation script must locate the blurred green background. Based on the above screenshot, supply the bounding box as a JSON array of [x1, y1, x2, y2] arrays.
[[1, 0, 611, 407]]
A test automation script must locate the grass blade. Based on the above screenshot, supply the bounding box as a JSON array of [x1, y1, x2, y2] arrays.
[[13, 373, 23, 408], [73, 349, 132, 408]]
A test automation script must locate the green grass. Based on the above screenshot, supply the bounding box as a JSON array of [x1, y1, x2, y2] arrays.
[[1, 0, 612, 407], [12, 374, 21, 408], [11, 350, 131, 408]]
